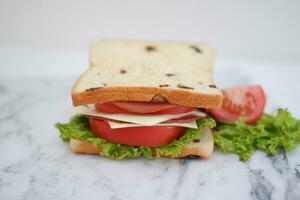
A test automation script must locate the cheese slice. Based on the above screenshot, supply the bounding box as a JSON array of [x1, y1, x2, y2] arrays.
[[107, 120, 198, 129], [71, 106, 206, 126]]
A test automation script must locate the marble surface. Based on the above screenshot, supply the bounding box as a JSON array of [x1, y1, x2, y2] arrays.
[[1, 65, 300, 200]]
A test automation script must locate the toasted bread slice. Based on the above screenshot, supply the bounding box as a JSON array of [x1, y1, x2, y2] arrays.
[[72, 39, 222, 109], [69, 127, 213, 159]]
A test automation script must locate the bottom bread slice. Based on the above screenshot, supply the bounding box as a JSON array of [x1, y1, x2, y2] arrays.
[[69, 127, 213, 158]]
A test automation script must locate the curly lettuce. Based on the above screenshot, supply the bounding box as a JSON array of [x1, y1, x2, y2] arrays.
[[55, 116, 216, 160], [214, 109, 300, 161]]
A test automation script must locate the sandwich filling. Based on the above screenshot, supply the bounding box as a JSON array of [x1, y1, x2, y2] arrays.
[[56, 101, 216, 159]]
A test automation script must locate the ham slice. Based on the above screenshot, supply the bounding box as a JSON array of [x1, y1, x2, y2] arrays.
[[71, 106, 206, 126], [111, 101, 176, 113], [96, 101, 195, 114]]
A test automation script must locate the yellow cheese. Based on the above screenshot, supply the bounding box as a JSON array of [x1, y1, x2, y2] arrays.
[[107, 120, 198, 129]]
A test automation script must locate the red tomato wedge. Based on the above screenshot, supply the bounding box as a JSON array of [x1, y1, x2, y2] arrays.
[[96, 101, 195, 114], [208, 85, 266, 124], [89, 118, 186, 146]]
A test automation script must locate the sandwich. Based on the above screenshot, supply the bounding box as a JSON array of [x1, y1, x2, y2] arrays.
[[56, 39, 223, 159]]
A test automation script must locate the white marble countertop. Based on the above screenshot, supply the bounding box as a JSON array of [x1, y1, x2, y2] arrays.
[[1, 46, 300, 200]]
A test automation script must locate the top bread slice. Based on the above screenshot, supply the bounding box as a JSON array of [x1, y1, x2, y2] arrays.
[[72, 39, 223, 108]]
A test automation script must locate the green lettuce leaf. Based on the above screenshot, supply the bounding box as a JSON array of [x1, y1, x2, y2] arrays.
[[214, 108, 300, 161], [55, 116, 215, 160]]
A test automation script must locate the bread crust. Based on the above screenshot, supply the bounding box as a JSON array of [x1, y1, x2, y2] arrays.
[[69, 127, 213, 159], [72, 86, 222, 109]]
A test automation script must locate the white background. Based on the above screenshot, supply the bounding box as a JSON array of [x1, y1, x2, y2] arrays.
[[1, 0, 300, 75], [1, 0, 299, 112], [1, 3, 300, 199]]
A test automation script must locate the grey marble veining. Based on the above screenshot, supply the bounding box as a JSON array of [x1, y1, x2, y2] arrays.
[[1, 66, 300, 200]]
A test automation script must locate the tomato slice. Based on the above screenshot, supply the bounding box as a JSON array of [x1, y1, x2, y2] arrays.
[[89, 118, 186, 146], [208, 85, 266, 124], [96, 101, 195, 114]]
